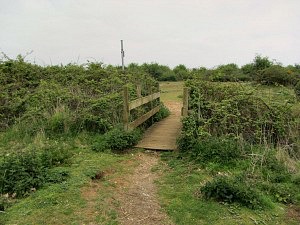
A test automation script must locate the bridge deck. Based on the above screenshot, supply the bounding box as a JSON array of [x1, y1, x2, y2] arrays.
[[135, 102, 181, 151]]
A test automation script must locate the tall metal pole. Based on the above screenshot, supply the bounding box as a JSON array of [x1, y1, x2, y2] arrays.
[[121, 40, 125, 71]]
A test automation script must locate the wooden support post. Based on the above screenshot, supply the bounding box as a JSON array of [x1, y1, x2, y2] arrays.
[[136, 84, 142, 98], [182, 87, 189, 117], [123, 86, 130, 131], [150, 87, 154, 124]]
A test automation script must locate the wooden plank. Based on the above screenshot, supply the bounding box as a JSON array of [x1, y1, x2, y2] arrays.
[[182, 87, 189, 117], [128, 105, 160, 130], [123, 86, 130, 131], [129, 92, 160, 110], [134, 110, 182, 151]]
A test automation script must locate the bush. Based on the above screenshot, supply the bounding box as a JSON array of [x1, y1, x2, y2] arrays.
[[92, 127, 142, 152], [295, 81, 300, 100], [262, 152, 290, 183], [153, 103, 170, 122], [257, 65, 296, 85], [0, 151, 46, 197], [184, 80, 295, 145], [0, 145, 72, 197], [291, 173, 300, 185], [40, 144, 72, 168], [179, 137, 243, 165], [200, 176, 266, 209], [0, 57, 158, 135]]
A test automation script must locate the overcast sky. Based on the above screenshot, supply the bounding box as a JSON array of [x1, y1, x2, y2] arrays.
[[0, 0, 299, 68]]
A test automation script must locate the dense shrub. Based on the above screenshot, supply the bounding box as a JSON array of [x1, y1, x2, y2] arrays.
[[153, 103, 170, 122], [0, 57, 158, 134], [0, 145, 72, 197], [257, 65, 296, 85], [92, 127, 142, 152], [0, 151, 46, 197], [183, 80, 296, 145], [200, 176, 266, 209], [40, 144, 72, 167], [178, 137, 243, 165], [179, 79, 300, 209]]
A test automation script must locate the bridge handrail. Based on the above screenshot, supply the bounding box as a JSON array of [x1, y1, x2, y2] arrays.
[[123, 86, 160, 131]]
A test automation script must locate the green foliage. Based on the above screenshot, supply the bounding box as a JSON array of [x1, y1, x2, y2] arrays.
[[127, 62, 192, 81], [295, 81, 300, 100], [179, 137, 243, 165], [0, 141, 132, 225], [200, 176, 267, 209], [153, 103, 170, 122], [173, 64, 190, 80], [253, 55, 273, 72], [0, 57, 158, 134], [40, 143, 72, 168], [45, 167, 70, 184], [200, 176, 266, 209], [257, 65, 297, 85], [92, 127, 142, 152], [177, 80, 300, 210], [139, 63, 176, 81], [0, 195, 11, 212], [291, 173, 300, 185], [0, 144, 72, 197], [0, 150, 46, 197], [210, 64, 248, 82], [258, 178, 298, 204], [183, 80, 296, 145]]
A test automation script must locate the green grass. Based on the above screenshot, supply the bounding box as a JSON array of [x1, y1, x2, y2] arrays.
[[0, 133, 138, 224], [160, 81, 184, 102], [157, 152, 299, 225]]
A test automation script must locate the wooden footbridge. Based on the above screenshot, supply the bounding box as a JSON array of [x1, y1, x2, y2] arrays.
[[123, 85, 189, 151]]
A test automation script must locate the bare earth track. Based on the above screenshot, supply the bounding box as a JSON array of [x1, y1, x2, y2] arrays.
[[115, 152, 174, 225]]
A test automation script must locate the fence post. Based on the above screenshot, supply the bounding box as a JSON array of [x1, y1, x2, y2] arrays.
[[136, 84, 142, 98], [123, 86, 130, 131], [182, 87, 189, 117]]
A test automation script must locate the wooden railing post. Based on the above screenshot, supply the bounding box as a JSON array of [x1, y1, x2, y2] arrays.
[[182, 87, 189, 117], [136, 84, 142, 98], [122, 84, 161, 131], [123, 86, 130, 131]]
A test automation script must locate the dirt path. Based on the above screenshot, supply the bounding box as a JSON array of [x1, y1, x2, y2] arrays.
[[114, 152, 174, 225], [80, 100, 181, 224]]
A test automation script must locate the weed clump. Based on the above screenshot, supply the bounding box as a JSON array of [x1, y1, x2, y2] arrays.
[[200, 176, 267, 209], [178, 137, 243, 165]]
